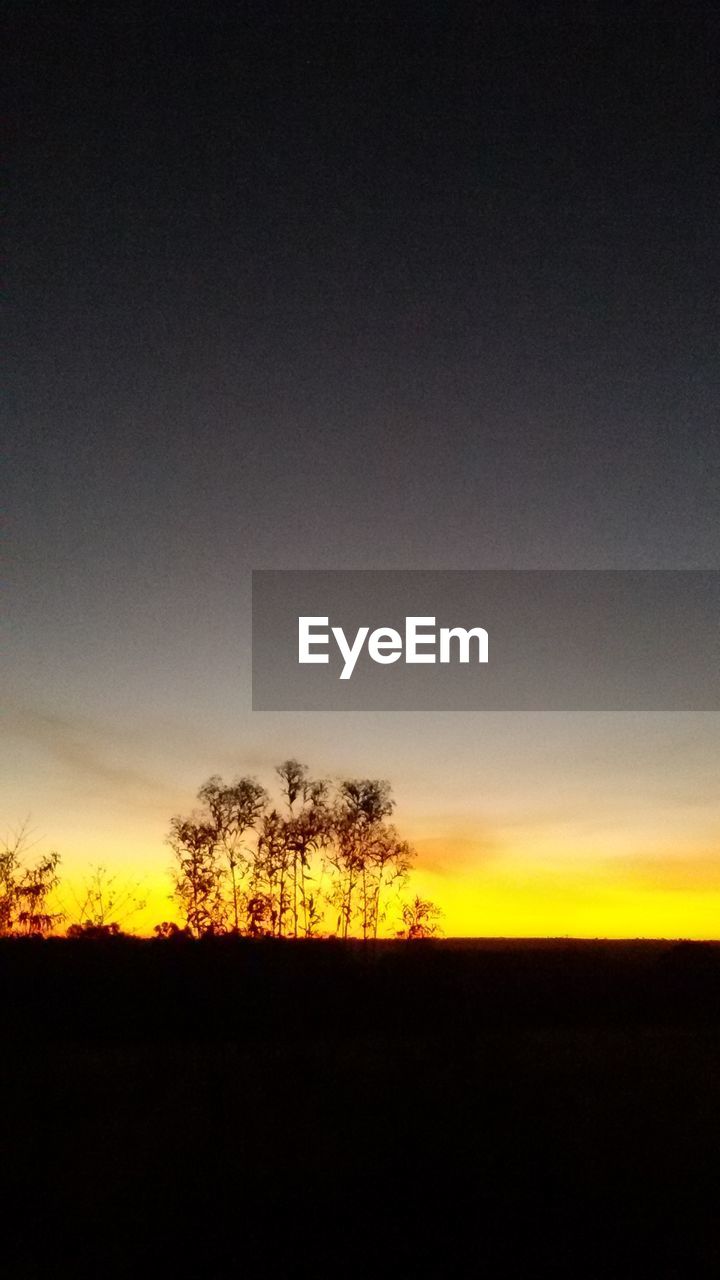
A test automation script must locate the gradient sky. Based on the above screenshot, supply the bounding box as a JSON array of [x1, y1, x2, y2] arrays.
[[5, 4, 719, 934]]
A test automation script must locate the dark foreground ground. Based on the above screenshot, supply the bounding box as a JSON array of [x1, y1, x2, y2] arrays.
[[2, 936, 719, 1277]]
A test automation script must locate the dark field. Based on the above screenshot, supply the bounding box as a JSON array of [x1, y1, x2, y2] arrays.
[[2, 937, 719, 1276]]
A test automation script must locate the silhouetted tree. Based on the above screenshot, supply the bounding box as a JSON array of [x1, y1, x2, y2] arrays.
[[16, 850, 62, 935], [327, 780, 407, 938], [398, 895, 444, 939], [197, 775, 268, 931], [165, 760, 437, 940], [63, 864, 146, 935], [168, 817, 225, 937], [67, 921, 123, 939], [168, 774, 268, 936], [153, 920, 191, 940], [276, 760, 331, 937], [253, 808, 292, 936], [361, 826, 414, 940], [244, 894, 272, 937], [0, 839, 17, 934], [1, 825, 63, 936]]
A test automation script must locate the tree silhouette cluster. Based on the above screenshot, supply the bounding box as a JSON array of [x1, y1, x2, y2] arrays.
[[167, 759, 442, 940], [0, 764, 443, 940], [0, 824, 62, 936], [64, 865, 147, 938]]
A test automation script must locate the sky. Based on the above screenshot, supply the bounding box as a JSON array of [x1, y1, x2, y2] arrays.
[[5, 3, 719, 935]]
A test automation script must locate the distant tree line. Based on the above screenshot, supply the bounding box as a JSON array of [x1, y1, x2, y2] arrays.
[[164, 759, 443, 940], [1, 763, 443, 941], [0, 833, 148, 939]]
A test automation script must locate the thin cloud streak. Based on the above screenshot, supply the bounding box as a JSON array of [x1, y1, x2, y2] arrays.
[[5, 704, 178, 805]]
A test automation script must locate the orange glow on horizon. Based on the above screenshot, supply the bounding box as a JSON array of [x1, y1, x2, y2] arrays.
[[49, 833, 720, 941]]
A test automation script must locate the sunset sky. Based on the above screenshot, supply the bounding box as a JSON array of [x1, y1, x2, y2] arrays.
[[5, 5, 719, 936]]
